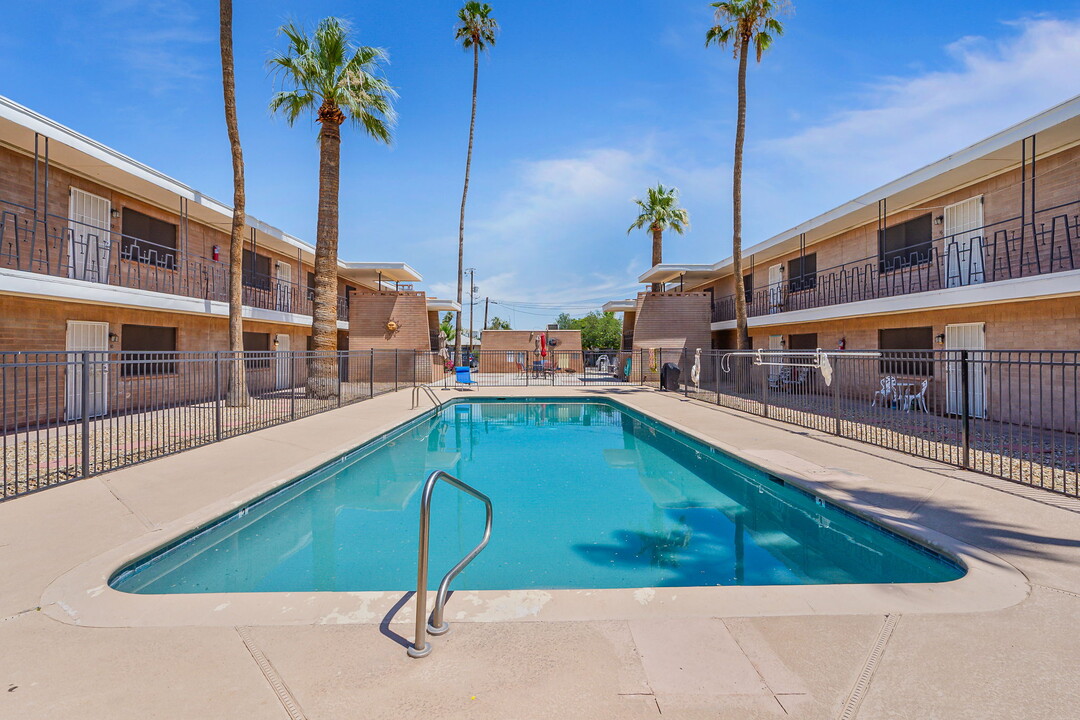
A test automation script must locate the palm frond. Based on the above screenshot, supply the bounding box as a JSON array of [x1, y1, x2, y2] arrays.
[[628, 183, 690, 235], [455, 1, 499, 52], [268, 16, 398, 143]]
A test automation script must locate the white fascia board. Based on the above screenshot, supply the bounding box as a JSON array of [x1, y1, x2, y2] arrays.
[[709, 269, 1080, 331], [602, 300, 637, 313], [637, 264, 717, 283], [0, 268, 344, 330], [426, 298, 461, 312]]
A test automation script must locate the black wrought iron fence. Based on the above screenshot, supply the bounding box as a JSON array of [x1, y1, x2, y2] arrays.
[[0, 348, 446, 500], [432, 350, 638, 387], [652, 347, 1079, 497]]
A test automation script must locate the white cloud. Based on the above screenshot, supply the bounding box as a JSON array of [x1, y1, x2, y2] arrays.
[[765, 17, 1080, 204]]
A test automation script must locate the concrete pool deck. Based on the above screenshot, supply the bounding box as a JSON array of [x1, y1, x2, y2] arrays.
[[2, 386, 1080, 718]]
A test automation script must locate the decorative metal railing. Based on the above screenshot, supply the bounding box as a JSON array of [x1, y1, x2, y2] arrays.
[[711, 199, 1080, 323], [0, 198, 350, 321]]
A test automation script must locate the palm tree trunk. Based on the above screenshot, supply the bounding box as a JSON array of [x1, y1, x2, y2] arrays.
[[731, 37, 750, 350], [219, 0, 248, 406], [455, 44, 479, 365], [650, 226, 664, 292], [308, 109, 342, 399]]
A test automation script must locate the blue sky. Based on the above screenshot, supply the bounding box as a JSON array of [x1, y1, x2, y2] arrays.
[[4, 0, 1080, 328]]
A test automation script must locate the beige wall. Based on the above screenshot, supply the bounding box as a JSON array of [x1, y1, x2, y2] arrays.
[[631, 292, 712, 352], [478, 330, 584, 373], [347, 291, 433, 383]]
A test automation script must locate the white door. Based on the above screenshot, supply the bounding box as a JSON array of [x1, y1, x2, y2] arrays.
[[275, 333, 291, 389], [944, 196, 985, 288], [767, 263, 784, 313], [274, 261, 293, 312], [68, 189, 112, 283], [945, 322, 987, 418], [66, 321, 109, 421]]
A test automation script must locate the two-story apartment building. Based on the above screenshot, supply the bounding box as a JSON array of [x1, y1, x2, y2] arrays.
[[609, 94, 1080, 364], [0, 96, 458, 426]]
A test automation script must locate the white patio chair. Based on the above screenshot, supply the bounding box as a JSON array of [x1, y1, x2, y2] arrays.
[[872, 376, 898, 407], [901, 379, 930, 413]]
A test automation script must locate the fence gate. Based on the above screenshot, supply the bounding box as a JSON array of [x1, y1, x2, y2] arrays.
[[945, 322, 987, 418], [65, 321, 109, 421]]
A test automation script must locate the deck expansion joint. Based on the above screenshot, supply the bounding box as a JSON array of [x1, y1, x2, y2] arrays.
[[236, 626, 307, 720], [1033, 583, 1080, 600], [838, 613, 899, 720]]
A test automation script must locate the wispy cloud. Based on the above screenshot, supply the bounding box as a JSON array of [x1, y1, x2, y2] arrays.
[[60, 0, 212, 96], [765, 17, 1080, 203]]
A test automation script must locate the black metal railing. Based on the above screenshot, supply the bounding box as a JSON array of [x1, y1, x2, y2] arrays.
[[645, 347, 1079, 497], [711, 199, 1080, 323], [0, 198, 350, 321], [1, 348, 449, 500]]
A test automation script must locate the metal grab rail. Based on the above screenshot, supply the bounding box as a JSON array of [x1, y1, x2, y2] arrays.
[[411, 383, 442, 410], [408, 470, 493, 658]]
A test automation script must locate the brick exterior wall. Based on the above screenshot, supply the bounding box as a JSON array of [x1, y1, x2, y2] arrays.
[[478, 330, 584, 373], [688, 144, 1080, 309], [347, 291, 433, 383], [0, 295, 316, 428]]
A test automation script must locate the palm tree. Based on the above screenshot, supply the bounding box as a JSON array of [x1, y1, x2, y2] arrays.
[[706, 0, 786, 349], [269, 17, 397, 398], [627, 183, 690, 292], [453, 2, 499, 366], [219, 0, 248, 407]]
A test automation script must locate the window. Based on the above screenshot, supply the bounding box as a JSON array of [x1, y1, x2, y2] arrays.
[[788, 333, 818, 351], [121, 209, 177, 269], [243, 250, 272, 290], [344, 284, 356, 310], [879, 214, 932, 272], [243, 331, 271, 369], [879, 327, 934, 377], [120, 324, 177, 376], [787, 253, 817, 292], [306, 271, 316, 301], [742, 272, 754, 304]]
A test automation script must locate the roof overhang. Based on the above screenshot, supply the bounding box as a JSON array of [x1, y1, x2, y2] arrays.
[[0, 95, 424, 284], [640, 93, 1080, 286], [426, 297, 461, 312], [602, 299, 638, 313], [339, 262, 422, 284]]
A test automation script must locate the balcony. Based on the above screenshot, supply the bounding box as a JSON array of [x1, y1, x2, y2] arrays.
[[711, 198, 1080, 324], [0, 199, 350, 322]]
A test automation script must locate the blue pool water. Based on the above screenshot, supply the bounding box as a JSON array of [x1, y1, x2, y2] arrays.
[[111, 399, 963, 594]]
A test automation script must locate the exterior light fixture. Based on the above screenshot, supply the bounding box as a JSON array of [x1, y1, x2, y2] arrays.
[[110, 208, 120, 219], [108, 332, 120, 343], [935, 333, 946, 345]]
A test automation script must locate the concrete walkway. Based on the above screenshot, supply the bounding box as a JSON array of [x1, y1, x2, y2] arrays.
[[2, 386, 1079, 719]]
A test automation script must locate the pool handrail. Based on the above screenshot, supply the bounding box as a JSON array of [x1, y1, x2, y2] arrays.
[[407, 470, 493, 659], [411, 383, 443, 410]]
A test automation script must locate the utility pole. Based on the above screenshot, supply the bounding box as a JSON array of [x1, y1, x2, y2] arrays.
[[466, 267, 476, 359], [483, 297, 489, 331]]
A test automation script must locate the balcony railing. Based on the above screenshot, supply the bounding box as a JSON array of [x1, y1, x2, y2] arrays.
[[0, 198, 350, 321], [711, 198, 1080, 323]]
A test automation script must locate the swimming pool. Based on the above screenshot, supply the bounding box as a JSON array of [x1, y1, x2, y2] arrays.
[[110, 399, 963, 594]]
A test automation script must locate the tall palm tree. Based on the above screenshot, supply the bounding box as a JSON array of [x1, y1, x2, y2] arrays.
[[219, 0, 248, 407], [453, 2, 499, 365], [706, 0, 786, 349], [627, 183, 690, 292], [269, 17, 397, 398]]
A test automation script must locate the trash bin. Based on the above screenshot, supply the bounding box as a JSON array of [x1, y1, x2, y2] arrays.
[[660, 362, 681, 392]]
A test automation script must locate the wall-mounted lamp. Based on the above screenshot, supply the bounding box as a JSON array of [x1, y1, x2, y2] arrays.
[[779, 338, 787, 349], [933, 215, 943, 226], [272, 336, 280, 350], [935, 333, 946, 345], [110, 208, 120, 219], [108, 332, 120, 343]]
